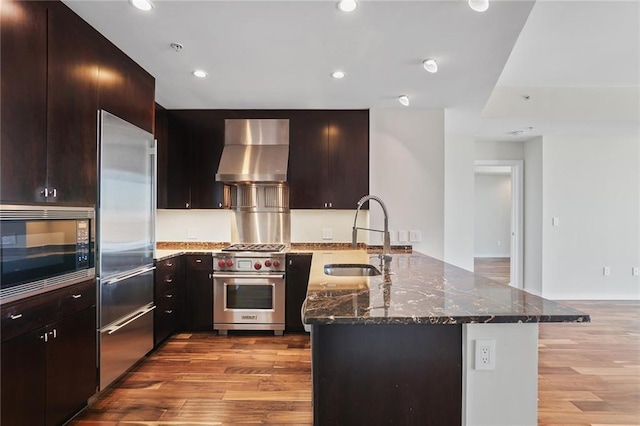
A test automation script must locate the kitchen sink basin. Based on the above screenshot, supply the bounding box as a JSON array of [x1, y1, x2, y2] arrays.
[[323, 264, 382, 277]]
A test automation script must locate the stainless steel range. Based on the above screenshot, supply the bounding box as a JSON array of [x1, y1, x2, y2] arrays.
[[213, 244, 287, 335]]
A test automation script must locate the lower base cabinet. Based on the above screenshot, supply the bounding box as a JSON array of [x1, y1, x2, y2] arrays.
[[285, 253, 313, 332], [154, 255, 184, 346], [0, 281, 97, 426], [184, 255, 214, 331]]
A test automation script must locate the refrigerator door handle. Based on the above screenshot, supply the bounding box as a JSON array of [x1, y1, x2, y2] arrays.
[[105, 304, 156, 335], [103, 266, 156, 286]]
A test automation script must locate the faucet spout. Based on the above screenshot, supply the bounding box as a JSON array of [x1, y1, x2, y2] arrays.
[[351, 195, 392, 268]]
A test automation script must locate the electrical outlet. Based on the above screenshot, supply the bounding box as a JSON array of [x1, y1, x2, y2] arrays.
[[409, 230, 422, 242], [632, 267, 640, 276], [322, 228, 333, 240], [398, 230, 408, 242], [187, 228, 198, 239], [475, 339, 495, 370], [603, 266, 611, 276]]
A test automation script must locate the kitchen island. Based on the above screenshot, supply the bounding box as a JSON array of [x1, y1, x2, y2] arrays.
[[303, 251, 589, 426]]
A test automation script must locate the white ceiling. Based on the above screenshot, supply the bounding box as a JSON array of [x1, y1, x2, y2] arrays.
[[63, 0, 639, 142]]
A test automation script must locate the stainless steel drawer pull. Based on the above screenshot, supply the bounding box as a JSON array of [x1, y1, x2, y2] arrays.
[[166, 262, 173, 267], [10, 314, 23, 320], [165, 294, 173, 298], [196, 259, 202, 263], [41, 333, 48, 343], [166, 278, 173, 283], [165, 310, 173, 314], [72, 294, 82, 299], [51, 329, 57, 338]]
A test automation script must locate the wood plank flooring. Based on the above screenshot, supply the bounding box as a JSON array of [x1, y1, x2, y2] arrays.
[[474, 257, 510, 285], [71, 301, 639, 426]]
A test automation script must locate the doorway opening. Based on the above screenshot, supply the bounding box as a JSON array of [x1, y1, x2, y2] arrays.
[[474, 160, 523, 289]]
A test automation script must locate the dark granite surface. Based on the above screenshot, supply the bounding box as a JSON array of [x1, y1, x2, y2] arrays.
[[303, 251, 590, 325]]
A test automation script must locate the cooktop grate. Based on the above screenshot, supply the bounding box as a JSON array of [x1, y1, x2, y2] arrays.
[[222, 243, 286, 253]]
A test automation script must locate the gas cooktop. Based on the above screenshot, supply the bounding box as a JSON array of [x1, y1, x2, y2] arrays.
[[221, 243, 287, 253]]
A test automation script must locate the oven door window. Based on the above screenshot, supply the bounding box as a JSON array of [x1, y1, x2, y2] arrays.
[[226, 284, 273, 310]]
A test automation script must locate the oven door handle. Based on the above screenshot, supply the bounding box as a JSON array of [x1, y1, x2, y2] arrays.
[[213, 274, 285, 280]]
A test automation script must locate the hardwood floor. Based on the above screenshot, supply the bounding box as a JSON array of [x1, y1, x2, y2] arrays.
[[71, 302, 639, 425], [538, 300, 640, 426], [71, 333, 312, 425], [474, 257, 510, 285]]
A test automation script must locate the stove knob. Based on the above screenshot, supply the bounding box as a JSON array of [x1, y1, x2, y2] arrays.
[[264, 260, 272, 267], [226, 260, 233, 267], [272, 260, 280, 268], [217, 260, 226, 268], [254, 262, 262, 270]]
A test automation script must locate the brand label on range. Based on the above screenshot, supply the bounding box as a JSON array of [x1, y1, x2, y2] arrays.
[[241, 315, 258, 320]]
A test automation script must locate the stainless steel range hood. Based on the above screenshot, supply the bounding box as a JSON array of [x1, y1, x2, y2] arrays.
[[216, 119, 289, 183]]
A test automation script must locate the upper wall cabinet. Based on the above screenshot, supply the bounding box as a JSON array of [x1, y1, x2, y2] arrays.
[[156, 109, 369, 210], [289, 110, 369, 209], [0, 0, 155, 206], [1, 0, 48, 203]]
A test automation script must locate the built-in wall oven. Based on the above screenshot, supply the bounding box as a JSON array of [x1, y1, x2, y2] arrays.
[[0, 205, 95, 304], [213, 244, 286, 335]]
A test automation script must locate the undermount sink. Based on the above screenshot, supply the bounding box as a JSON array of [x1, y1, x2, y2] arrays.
[[323, 263, 382, 277]]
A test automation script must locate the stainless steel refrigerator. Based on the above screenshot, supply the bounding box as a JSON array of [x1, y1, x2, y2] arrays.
[[97, 110, 156, 390]]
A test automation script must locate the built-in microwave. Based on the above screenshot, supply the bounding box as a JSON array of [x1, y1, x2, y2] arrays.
[[0, 205, 95, 304]]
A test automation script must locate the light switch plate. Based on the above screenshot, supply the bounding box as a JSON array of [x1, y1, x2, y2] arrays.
[[409, 230, 422, 242], [398, 230, 408, 242]]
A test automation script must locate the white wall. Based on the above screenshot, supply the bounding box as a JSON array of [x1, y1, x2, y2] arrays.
[[524, 137, 544, 296], [474, 174, 511, 257], [541, 135, 640, 300], [444, 134, 476, 271], [476, 140, 525, 161], [156, 209, 368, 244], [463, 323, 538, 426], [369, 108, 445, 258]]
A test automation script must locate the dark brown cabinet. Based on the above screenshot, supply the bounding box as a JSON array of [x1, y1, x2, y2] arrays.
[[156, 109, 368, 210], [154, 255, 184, 346], [184, 255, 214, 331], [1, 280, 97, 426], [285, 253, 313, 332], [0, 0, 48, 203], [1, 0, 155, 206], [289, 110, 369, 209], [157, 110, 225, 209]]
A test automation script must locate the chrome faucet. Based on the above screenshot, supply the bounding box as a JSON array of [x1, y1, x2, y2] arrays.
[[352, 195, 392, 269]]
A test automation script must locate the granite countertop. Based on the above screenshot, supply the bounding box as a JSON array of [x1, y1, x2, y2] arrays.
[[303, 250, 590, 325]]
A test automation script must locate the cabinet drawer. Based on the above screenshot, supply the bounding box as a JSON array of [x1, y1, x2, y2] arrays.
[[185, 255, 212, 270], [156, 287, 177, 307], [1, 279, 96, 342], [156, 273, 178, 294], [155, 255, 182, 276], [59, 280, 96, 315]]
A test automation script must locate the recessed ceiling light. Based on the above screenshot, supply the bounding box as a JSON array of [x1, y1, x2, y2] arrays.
[[337, 0, 358, 13], [193, 70, 208, 78], [130, 0, 153, 12], [398, 95, 410, 107], [331, 71, 346, 79], [423, 59, 438, 73], [468, 0, 489, 12]]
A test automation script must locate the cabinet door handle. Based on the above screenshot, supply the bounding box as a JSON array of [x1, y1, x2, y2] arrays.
[[10, 314, 23, 320], [49, 329, 57, 339], [165, 294, 173, 298], [41, 333, 48, 343], [72, 294, 82, 299], [51, 188, 57, 198], [196, 259, 202, 263], [166, 278, 173, 283], [166, 262, 173, 267], [185, 202, 190, 208], [218, 202, 222, 208], [329, 202, 332, 208], [165, 310, 173, 314]]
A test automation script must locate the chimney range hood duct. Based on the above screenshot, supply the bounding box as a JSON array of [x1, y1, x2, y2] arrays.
[[216, 119, 289, 183]]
